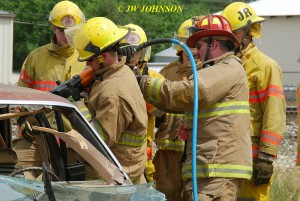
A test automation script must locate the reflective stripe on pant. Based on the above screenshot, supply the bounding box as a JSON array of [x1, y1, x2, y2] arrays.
[[237, 179, 270, 201], [153, 150, 183, 201], [182, 178, 245, 201]]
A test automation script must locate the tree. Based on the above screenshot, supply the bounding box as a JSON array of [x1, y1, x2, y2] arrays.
[[0, 0, 53, 71], [0, 0, 252, 72]]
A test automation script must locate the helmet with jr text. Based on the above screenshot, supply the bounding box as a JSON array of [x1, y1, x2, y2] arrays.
[[221, 2, 265, 31], [222, 2, 265, 39]]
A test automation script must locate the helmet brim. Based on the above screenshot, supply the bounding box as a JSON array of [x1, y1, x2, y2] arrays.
[[231, 16, 266, 31], [186, 29, 240, 48], [78, 27, 130, 62], [251, 16, 265, 25]]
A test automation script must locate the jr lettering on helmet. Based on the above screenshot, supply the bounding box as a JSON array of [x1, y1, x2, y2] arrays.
[[237, 8, 252, 21]]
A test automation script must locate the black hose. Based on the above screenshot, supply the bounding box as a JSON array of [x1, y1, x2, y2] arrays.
[[135, 38, 173, 52]]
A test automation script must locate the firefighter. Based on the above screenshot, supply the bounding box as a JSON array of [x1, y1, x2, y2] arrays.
[[136, 14, 252, 200], [14, 0, 86, 179], [119, 23, 164, 182], [222, 2, 286, 201], [17, 0, 86, 90], [72, 17, 148, 184], [153, 18, 202, 201]]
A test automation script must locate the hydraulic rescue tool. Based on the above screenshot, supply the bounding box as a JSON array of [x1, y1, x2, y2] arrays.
[[50, 66, 94, 101]]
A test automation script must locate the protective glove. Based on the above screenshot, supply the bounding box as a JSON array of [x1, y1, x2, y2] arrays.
[[17, 116, 35, 142], [117, 45, 136, 62], [253, 152, 274, 186]]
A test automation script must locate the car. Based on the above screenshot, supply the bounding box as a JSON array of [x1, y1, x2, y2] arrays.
[[0, 84, 165, 201]]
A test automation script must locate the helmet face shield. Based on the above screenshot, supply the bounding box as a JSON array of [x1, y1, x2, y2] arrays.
[[64, 23, 83, 46], [182, 16, 206, 38], [186, 27, 201, 38]]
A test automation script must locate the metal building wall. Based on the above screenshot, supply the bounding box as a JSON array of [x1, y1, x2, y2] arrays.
[[254, 16, 300, 86], [0, 11, 15, 84]]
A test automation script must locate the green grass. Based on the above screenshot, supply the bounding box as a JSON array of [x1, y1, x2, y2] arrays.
[[270, 168, 300, 201]]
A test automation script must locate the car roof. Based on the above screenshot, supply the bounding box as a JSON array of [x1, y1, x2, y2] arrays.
[[0, 84, 73, 107]]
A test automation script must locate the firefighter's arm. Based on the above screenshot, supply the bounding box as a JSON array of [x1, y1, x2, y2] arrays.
[[252, 64, 285, 186], [146, 102, 165, 118], [138, 76, 193, 113], [17, 55, 35, 88], [258, 64, 286, 157]]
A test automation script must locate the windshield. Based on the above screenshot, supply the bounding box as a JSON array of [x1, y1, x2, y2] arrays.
[[0, 176, 165, 201]]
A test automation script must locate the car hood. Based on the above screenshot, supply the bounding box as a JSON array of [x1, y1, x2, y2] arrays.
[[0, 84, 72, 106]]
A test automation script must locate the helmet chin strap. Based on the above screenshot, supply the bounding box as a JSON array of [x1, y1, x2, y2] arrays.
[[241, 20, 252, 47], [98, 55, 105, 68], [203, 38, 212, 68]]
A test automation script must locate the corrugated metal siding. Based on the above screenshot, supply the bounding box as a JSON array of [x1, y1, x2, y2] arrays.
[[249, 0, 300, 17], [0, 12, 14, 84], [254, 16, 300, 86]]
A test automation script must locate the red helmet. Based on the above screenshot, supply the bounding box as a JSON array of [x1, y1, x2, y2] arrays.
[[186, 15, 240, 49]]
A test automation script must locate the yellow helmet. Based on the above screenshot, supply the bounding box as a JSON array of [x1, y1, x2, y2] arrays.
[[73, 17, 129, 61], [120, 23, 151, 61], [174, 19, 192, 55], [120, 24, 147, 45], [221, 2, 265, 31], [177, 19, 193, 40], [48, 0, 85, 29]]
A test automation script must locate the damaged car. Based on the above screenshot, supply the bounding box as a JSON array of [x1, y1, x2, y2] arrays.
[[0, 84, 165, 201]]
